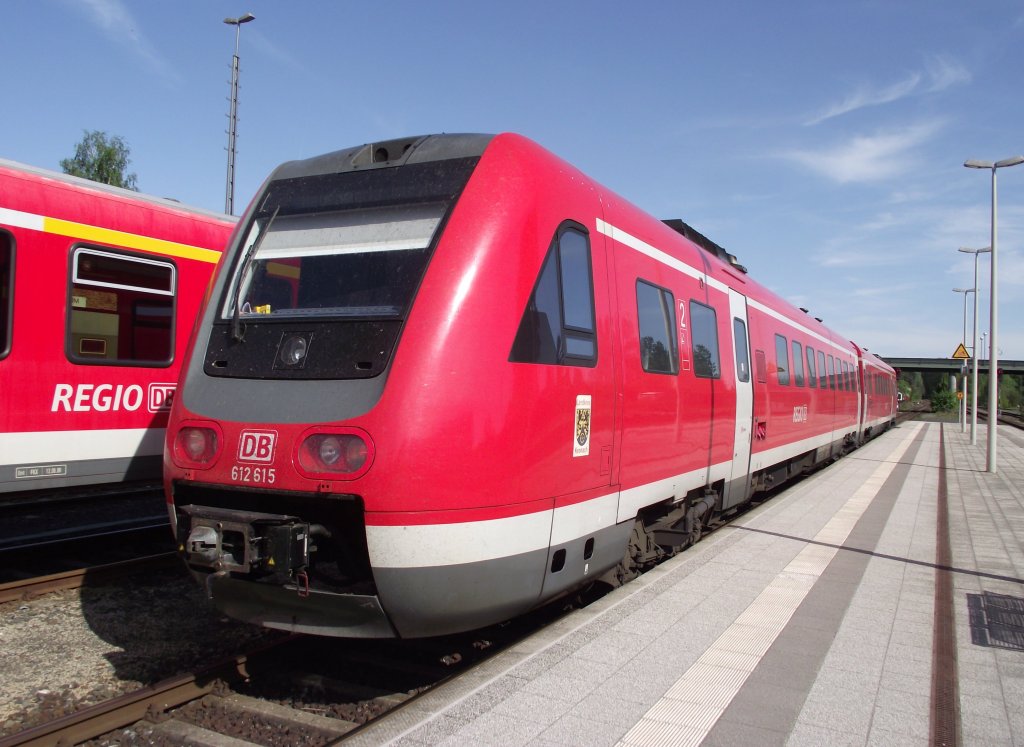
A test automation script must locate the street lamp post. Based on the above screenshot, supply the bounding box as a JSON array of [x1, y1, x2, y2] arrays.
[[958, 246, 991, 445], [964, 155, 1024, 473], [224, 12, 255, 216], [952, 287, 973, 433]]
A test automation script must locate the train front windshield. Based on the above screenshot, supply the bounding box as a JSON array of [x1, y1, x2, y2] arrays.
[[220, 158, 479, 324], [226, 203, 444, 320]]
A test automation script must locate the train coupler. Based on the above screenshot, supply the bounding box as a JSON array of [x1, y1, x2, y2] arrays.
[[179, 505, 311, 579]]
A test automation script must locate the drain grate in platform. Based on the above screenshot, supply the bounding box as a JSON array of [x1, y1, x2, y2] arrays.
[[967, 592, 1024, 651]]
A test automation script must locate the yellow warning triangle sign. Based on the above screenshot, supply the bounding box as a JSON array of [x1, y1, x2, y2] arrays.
[[951, 343, 971, 360]]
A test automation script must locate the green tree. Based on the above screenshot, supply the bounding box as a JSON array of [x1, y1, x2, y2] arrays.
[[930, 389, 957, 413], [60, 130, 138, 190]]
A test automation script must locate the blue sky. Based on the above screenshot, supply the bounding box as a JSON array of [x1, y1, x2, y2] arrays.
[[3, 0, 1022, 359]]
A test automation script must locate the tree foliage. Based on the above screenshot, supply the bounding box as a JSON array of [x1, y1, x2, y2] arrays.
[[930, 389, 957, 413], [60, 130, 139, 190]]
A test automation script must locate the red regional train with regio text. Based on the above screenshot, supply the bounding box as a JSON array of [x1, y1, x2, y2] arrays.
[[164, 133, 897, 638], [0, 159, 235, 495]]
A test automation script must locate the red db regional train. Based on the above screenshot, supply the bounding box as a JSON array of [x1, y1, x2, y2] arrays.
[[165, 134, 897, 638], [0, 159, 235, 494]]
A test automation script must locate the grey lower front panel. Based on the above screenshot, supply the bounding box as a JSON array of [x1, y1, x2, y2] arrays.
[[374, 546, 550, 638], [0, 454, 161, 494], [202, 572, 399, 638]]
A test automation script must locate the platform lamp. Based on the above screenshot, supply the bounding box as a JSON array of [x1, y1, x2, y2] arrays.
[[224, 12, 255, 216], [952, 287, 974, 433], [958, 246, 991, 445], [964, 155, 1024, 473]]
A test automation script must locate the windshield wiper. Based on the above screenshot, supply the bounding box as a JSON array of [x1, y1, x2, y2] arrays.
[[231, 206, 280, 342]]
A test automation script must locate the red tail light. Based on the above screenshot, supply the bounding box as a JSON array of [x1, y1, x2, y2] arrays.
[[297, 428, 373, 479], [172, 424, 221, 469]]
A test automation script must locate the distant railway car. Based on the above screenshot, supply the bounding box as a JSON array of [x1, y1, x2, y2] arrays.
[[164, 134, 897, 638], [0, 159, 235, 494]]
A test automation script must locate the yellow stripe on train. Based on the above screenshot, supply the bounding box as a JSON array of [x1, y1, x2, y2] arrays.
[[43, 216, 222, 264]]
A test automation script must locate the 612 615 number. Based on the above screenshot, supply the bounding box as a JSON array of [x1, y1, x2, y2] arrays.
[[231, 465, 276, 484]]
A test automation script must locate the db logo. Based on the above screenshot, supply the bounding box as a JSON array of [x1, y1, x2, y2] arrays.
[[148, 383, 176, 412], [238, 430, 277, 463]]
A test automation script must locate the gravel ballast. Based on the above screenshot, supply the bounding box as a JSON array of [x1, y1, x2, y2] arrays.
[[0, 566, 273, 736]]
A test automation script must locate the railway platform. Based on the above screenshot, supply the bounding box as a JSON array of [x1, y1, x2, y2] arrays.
[[350, 419, 1024, 746]]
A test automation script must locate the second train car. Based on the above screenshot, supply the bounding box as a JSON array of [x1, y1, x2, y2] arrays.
[[164, 133, 897, 638], [0, 159, 235, 494]]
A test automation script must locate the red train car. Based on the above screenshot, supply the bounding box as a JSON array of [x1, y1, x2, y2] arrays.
[[0, 159, 235, 494], [164, 134, 896, 638]]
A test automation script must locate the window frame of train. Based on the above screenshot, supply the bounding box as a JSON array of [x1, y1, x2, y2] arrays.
[[636, 279, 678, 375], [791, 340, 805, 387], [0, 230, 12, 359], [817, 350, 827, 388], [733, 317, 750, 383], [509, 221, 597, 367], [774, 333, 790, 385], [688, 300, 720, 379], [805, 345, 817, 388], [66, 246, 177, 367]]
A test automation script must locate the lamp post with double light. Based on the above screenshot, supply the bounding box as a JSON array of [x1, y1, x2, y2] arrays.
[[224, 12, 255, 216], [958, 246, 991, 444], [964, 155, 1024, 473]]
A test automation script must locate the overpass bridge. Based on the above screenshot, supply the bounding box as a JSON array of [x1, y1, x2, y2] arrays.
[[881, 358, 1024, 375]]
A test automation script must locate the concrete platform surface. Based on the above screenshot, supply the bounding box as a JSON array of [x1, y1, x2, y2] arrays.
[[348, 420, 1024, 746]]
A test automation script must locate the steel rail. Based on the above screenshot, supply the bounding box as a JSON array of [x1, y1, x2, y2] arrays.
[[0, 637, 292, 747], [0, 552, 178, 604]]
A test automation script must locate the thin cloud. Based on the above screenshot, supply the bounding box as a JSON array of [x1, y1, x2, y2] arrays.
[[780, 122, 940, 184], [806, 74, 920, 126], [805, 55, 970, 126], [71, 0, 181, 84]]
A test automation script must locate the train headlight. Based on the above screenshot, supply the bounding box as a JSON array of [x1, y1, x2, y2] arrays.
[[172, 424, 221, 468], [296, 428, 373, 480]]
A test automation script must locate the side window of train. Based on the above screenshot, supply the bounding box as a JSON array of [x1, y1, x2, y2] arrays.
[[774, 334, 789, 385], [732, 318, 750, 383], [636, 280, 678, 374], [805, 345, 817, 388], [827, 355, 836, 389], [68, 247, 176, 366], [0, 231, 11, 358], [509, 223, 597, 367], [792, 340, 805, 387], [689, 301, 720, 379], [817, 350, 827, 388]]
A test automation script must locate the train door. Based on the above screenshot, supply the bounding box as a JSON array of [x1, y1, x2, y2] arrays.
[[723, 288, 753, 509]]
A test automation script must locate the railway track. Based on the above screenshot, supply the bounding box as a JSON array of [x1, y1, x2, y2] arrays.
[[976, 407, 1024, 430], [0, 595, 574, 747], [0, 552, 177, 605]]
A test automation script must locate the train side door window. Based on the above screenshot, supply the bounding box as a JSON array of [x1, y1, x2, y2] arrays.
[[689, 301, 720, 378], [774, 333, 789, 385], [68, 247, 176, 365], [636, 280, 678, 374], [0, 231, 11, 359], [792, 340, 805, 387], [817, 351, 827, 388], [805, 345, 817, 388], [733, 318, 750, 383], [510, 223, 596, 366]]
